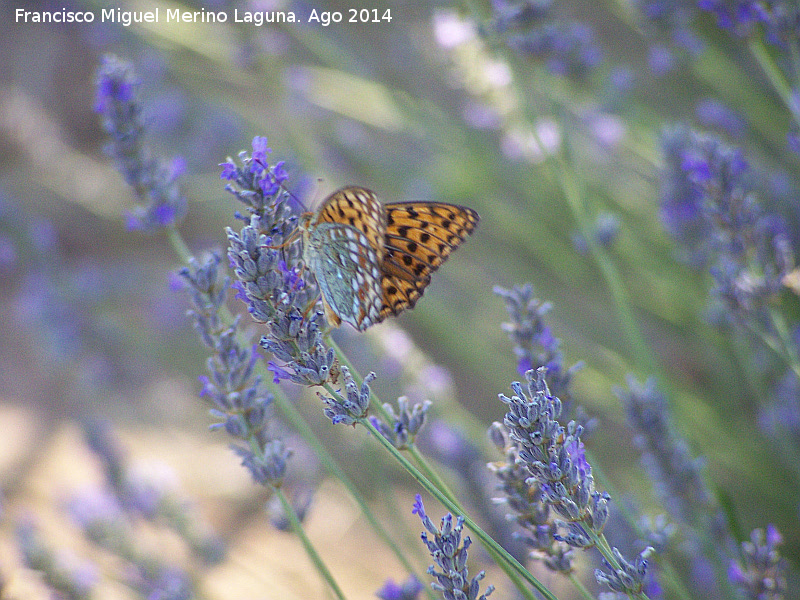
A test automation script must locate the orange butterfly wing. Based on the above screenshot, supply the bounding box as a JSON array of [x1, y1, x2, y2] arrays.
[[314, 186, 386, 258], [380, 202, 479, 320]]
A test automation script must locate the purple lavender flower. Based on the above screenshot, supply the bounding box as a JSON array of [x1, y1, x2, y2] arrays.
[[370, 396, 431, 449], [499, 368, 609, 546], [413, 495, 495, 600], [0, 233, 17, 273], [491, 0, 553, 32], [231, 439, 292, 487], [759, 369, 800, 441], [81, 419, 225, 564], [221, 138, 336, 388], [494, 284, 583, 412], [508, 21, 603, 79], [322, 366, 374, 425], [632, 1, 704, 56], [487, 421, 575, 573], [16, 517, 98, 600], [615, 376, 712, 525], [490, 0, 602, 78], [700, 0, 799, 45], [648, 45, 675, 75], [376, 575, 424, 600], [728, 525, 787, 600], [65, 488, 129, 549], [95, 54, 186, 232], [572, 213, 621, 255], [495, 368, 655, 594], [658, 127, 793, 327], [638, 514, 677, 554], [130, 564, 192, 600], [268, 487, 315, 530], [616, 376, 738, 597], [595, 546, 656, 596], [696, 98, 747, 138], [180, 252, 287, 489]]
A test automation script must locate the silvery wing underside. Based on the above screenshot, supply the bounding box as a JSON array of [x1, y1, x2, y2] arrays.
[[305, 221, 384, 330]]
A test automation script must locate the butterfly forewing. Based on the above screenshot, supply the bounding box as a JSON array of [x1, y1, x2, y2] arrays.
[[315, 187, 386, 258], [379, 202, 479, 319]]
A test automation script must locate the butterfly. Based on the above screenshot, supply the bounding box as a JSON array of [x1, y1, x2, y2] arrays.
[[298, 186, 479, 331]]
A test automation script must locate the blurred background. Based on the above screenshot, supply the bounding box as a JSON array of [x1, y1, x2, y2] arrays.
[[1, 0, 798, 598]]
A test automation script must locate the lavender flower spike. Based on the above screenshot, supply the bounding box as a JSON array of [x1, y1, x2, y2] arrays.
[[95, 54, 186, 231], [413, 495, 495, 600], [370, 397, 432, 449], [728, 525, 787, 600], [322, 366, 374, 425], [500, 367, 609, 547], [595, 546, 655, 596]]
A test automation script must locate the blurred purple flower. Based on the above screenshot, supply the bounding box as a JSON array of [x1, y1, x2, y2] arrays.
[[696, 98, 747, 138], [648, 46, 675, 75], [95, 54, 186, 232], [376, 576, 424, 600]]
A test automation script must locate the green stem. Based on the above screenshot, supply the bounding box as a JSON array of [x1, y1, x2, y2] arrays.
[[748, 37, 797, 125], [743, 316, 800, 382], [166, 225, 193, 264], [326, 340, 547, 598], [404, 445, 537, 599], [235, 382, 347, 599], [274, 487, 347, 600], [268, 382, 437, 600], [567, 573, 596, 600], [595, 460, 694, 600], [737, 313, 800, 485], [554, 149, 659, 380], [325, 340, 546, 598], [406, 445, 458, 503], [768, 308, 800, 379]]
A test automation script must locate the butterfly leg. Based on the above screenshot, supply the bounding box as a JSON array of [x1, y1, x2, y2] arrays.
[[297, 295, 342, 329], [319, 296, 342, 328], [262, 226, 302, 250]]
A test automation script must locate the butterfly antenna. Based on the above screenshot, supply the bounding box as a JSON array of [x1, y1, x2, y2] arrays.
[[274, 180, 308, 212]]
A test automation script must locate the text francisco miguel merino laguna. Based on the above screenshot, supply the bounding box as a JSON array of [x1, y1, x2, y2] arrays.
[[14, 6, 393, 26]]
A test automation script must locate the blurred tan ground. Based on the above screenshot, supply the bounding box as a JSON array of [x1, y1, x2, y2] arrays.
[[0, 395, 427, 600]]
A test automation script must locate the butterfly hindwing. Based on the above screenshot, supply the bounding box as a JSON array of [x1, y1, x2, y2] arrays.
[[307, 222, 384, 331]]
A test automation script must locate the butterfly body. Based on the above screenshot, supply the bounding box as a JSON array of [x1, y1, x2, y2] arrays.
[[299, 186, 479, 331]]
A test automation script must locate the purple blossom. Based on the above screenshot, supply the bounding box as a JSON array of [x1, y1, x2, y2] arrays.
[[268, 360, 293, 383], [376, 576, 424, 600], [509, 21, 603, 79], [95, 54, 186, 231], [659, 126, 793, 326], [728, 525, 787, 599], [648, 45, 675, 75], [413, 495, 495, 600], [696, 98, 747, 138], [499, 368, 609, 545], [220, 160, 238, 180], [495, 284, 583, 413]]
